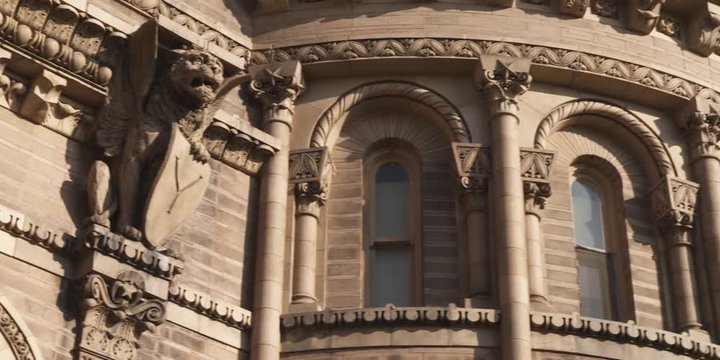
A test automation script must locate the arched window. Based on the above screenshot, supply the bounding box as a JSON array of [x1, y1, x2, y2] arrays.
[[572, 179, 616, 319]]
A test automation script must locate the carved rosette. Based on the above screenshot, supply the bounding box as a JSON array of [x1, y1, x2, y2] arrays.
[[650, 176, 698, 240], [77, 272, 166, 360], [289, 147, 332, 217], [249, 61, 304, 123], [476, 55, 532, 115], [521, 148, 555, 214]]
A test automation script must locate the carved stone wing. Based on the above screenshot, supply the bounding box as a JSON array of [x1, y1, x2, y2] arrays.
[[97, 20, 158, 157]]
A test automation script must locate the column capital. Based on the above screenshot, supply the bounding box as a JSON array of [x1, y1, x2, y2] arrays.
[[451, 142, 490, 194], [475, 55, 532, 114], [290, 147, 333, 217], [249, 61, 304, 125], [77, 271, 166, 360], [682, 96, 720, 162], [520, 148, 555, 214], [650, 175, 698, 236]]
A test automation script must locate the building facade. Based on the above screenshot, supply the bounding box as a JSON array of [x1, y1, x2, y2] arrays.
[[0, 0, 720, 359]]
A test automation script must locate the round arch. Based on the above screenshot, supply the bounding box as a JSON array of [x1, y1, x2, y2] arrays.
[[0, 296, 44, 360], [309, 81, 471, 149], [534, 99, 677, 177]]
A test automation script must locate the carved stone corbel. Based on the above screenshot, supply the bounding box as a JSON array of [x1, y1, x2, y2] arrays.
[[77, 271, 166, 360], [649, 176, 704, 334], [559, 0, 590, 17], [203, 120, 280, 176], [452, 142, 491, 301], [685, 10, 720, 57], [289, 147, 332, 310], [0, 48, 27, 112], [627, 0, 665, 34]]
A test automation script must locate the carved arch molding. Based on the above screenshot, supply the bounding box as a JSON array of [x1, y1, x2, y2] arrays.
[[0, 298, 43, 360], [534, 99, 678, 178], [309, 81, 471, 148]]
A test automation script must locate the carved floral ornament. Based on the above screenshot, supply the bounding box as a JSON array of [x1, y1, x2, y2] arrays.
[[451, 142, 490, 193], [289, 147, 333, 215], [477, 55, 532, 106], [249, 61, 305, 116], [521, 148, 555, 212], [650, 175, 699, 230]]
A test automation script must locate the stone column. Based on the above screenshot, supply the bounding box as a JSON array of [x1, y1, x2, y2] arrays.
[[249, 61, 304, 360], [288, 147, 332, 311], [476, 55, 533, 360], [650, 175, 704, 335], [451, 143, 491, 300], [521, 148, 554, 306]]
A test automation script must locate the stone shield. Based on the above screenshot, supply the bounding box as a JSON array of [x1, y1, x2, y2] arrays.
[[143, 125, 211, 248]]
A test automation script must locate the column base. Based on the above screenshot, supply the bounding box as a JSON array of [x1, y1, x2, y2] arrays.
[[289, 302, 322, 313], [683, 326, 711, 342]]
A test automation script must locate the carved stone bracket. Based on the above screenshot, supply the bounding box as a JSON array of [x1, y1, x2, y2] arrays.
[[627, 0, 665, 34], [650, 175, 698, 235], [203, 120, 280, 176], [521, 148, 555, 214], [249, 61, 305, 123], [451, 142, 490, 195], [559, 0, 590, 17], [289, 147, 332, 217], [476, 55, 532, 114], [77, 272, 166, 360]]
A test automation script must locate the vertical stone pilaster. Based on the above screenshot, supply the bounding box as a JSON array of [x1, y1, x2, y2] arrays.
[[476, 55, 533, 360], [76, 271, 166, 360], [650, 175, 705, 336], [451, 142, 491, 301], [249, 61, 304, 360], [520, 148, 554, 307], [288, 147, 332, 312]]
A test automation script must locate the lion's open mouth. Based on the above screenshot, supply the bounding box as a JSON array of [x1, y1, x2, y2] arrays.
[[191, 76, 219, 90]]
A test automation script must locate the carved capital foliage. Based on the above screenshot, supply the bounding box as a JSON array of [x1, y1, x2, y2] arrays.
[[476, 55, 532, 113], [684, 97, 720, 161], [686, 11, 720, 57], [290, 147, 332, 216], [559, 0, 590, 17], [451, 142, 490, 195], [521, 148, 555, 213], [650, 176, 698, 234], [249, 61, 304, 120], [78, 272, 166, 360]]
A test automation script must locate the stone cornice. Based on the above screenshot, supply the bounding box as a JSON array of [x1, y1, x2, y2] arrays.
[[530, 311, 720, 359], [168, 283, 252, 330], [281, 304, 500, 328], [251, 38, 720, 104], [203, 118, 280, 176], [0, 205, 73, 254]]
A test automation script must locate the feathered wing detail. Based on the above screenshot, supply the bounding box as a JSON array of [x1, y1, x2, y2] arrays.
[[202, 73, 251, 126], [97, 20, 159, 157]]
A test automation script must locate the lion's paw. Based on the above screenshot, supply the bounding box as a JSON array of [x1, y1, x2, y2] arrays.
[[119, 225, 143, 241], [189, 139, 210, 164]]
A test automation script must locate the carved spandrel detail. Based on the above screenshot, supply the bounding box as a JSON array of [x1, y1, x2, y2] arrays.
[[476, 55, 532, 112], [451, 142, 490, 194], [290, 147, 332, 216], [77, 272, 166, 360], [521, 149, 555, 213], [249, 61, 304, 120], [650, 175, 698, 232]]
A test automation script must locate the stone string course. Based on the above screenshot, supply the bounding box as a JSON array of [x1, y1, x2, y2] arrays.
[[168, 283, 252, 330], [252, 38, 720, 103]]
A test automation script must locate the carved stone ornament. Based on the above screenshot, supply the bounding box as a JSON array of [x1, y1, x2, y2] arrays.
[[521, 148, 555, 212], [684, 97, 720, 161], [77, 272, 165, 360], [85, 20, 248, 249], [249, 61, 304, 120], [451, 142, 490, 193], [592, 0, 617, 18], [0, 301, 39, 360], [650, 175, 698, 231], [289, 147, 333, 216], [476, 55, 532, 110], [559, 0, 590, 17], [203, 121, 278, 176], [686, 11, 720, 57], [627, 0, 665, 34]]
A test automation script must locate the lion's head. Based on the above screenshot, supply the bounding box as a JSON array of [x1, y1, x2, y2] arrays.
[[169, 50, 224, 107]]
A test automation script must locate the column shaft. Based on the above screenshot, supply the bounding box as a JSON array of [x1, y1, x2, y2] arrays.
[[526, 212, 547, 303], [695, 158, 720, 335], [291, 202, 319, 304], [465, 197, 490, 297]]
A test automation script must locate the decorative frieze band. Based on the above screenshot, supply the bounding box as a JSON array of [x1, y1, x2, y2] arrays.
[[281, 304, 501, 329], [530, 312, 720, 359], [168, 283, 252, 330], [252, 38, 720, 103], [0, 205, 73, 253]]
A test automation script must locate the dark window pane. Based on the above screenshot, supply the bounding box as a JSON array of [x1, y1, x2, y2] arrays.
[[577, 250, 612, 318], [370, 246, 411, 306], [375, 162, 408, 238]]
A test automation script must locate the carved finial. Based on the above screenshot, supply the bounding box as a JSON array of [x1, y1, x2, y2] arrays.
[[477, 56, 532, 102], [289, 147, 332, 216], [249, 61, 304, 121], [77, 271, 166, 360], [521, 148, 555, 214]]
